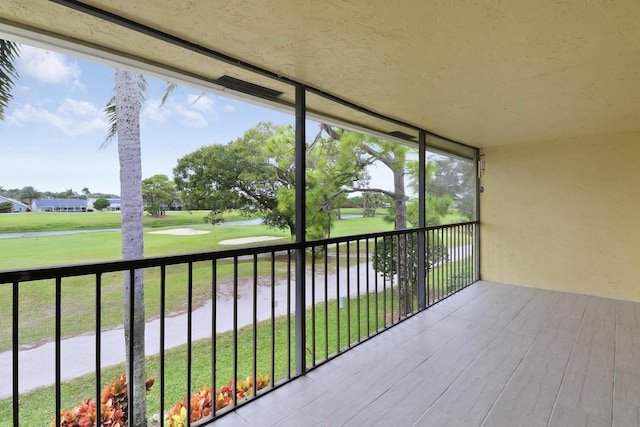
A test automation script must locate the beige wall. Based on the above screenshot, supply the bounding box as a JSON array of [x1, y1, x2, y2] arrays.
[[480, 132, 640, 301]]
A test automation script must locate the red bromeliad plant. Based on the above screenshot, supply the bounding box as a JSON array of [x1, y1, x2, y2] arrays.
[[167, 375, 270, 427], [53, 374, 154, 427]]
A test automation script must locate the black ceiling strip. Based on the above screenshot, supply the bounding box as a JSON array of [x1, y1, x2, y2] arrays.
[[216, 75, 283, 100], [389, 130, 417, 141], [48, 0, 476, 151]]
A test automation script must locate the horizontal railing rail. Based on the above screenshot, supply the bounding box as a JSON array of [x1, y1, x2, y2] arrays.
[[1, 221, 478, 426]]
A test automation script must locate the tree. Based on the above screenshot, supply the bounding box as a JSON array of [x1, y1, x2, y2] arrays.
[[104, 69, 147, 426], [174, 122, 291, 230], [81, 187, 91, 199], [0, 201, 12, 213], [0, 39, 20, 120], [142, 174, 177, 216], [312, 125, 418, 314], [174, 122, 362, 239], [428, 157, 475, 220], [18, 186, 41, 206], [93, 197, 111, 211]]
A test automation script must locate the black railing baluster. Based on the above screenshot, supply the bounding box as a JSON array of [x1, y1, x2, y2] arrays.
[[336, 242, 341, 352], [366, 238, 370, 337], [323, 243, 329, 360], [374, 237, 379, 332], [233, 256, 239, 406], [438, 228, 443, 301], [390, 235, 395, 324], [311, 246, 316, 366], [356, 239, 361, 342], [127, 269, 135, 424], [426, 230, 431, 306], [449, 227, 453, 295], [211, 260, 217, 416], [270, 252, 275, 387], [381, 236, 387, 327], [287, 250, 292, 379], [160, 265, 166, 421], [346, 241, 351, 346], [252, 254, 258, 396], [55, 277, 61, 427], [95, 273, 102, 425], [187, 262, 193, 427], [12, 281, 18, 427]]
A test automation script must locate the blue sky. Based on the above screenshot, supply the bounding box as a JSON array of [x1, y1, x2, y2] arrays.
[[1, 44, 297, 195]]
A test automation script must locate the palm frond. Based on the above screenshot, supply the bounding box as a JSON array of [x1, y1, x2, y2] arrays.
[[137, 75, 147, 105], [160, 82, 176, 106], [0, 39, 21, 121], [102, 95, 117, 148]]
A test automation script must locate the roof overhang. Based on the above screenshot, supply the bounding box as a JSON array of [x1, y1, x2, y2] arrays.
[[2, 1, 640, 149]]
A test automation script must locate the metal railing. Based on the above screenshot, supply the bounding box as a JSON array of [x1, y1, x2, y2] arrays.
[[0, 221, 478, 426]]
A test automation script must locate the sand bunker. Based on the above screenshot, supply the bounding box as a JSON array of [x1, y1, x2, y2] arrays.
[[218, 236, 284, 245], [149, 228, 211, 236]]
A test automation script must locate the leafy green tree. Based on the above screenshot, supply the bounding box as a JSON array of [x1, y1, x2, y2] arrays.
[[0, 201, 12, 213], [175, 122, 289, 229], [93, 197, 111, 211], [142, 174, 177, 216], [175, 122, 361, 239], [18, 186, 41, 206], [313, 125, 420, 314], [428, 157, 475, 220]]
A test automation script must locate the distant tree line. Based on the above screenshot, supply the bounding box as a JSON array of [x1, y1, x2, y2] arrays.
[[0, 185, 118, 205]]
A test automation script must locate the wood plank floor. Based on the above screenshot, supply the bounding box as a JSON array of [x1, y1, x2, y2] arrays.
[[211, 281, 640, 427]]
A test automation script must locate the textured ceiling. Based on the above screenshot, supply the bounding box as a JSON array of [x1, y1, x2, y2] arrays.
[[1, 1, 640, 148]]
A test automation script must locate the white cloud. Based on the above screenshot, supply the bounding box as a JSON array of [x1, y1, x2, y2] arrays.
[[142, 94, 216, 128], [174, 104, 208, 128], [223, 104, 236, 112], [7, 98, 106, 136], [142, 99, 168, 122], [17, 45, 81, 85]]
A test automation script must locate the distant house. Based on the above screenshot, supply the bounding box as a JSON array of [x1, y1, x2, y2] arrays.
[[31, 198, 87, 212], [87, 198, 121, 211], [0, 195, 29, 213]]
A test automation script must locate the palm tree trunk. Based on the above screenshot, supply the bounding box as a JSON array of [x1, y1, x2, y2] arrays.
[[115, 68, 147, 426]]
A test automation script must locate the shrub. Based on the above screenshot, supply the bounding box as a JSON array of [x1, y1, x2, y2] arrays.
[[53, 374, 154, 427], [167, 375, 270, 426], [93, 197, 111, 211]]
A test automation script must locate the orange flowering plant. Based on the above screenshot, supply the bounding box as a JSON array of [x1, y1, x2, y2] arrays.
[[53, 373, 154, 427], [167, 374, 270, 426]]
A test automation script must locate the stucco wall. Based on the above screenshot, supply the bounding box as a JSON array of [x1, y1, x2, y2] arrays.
[[480, 132, 640, 301]]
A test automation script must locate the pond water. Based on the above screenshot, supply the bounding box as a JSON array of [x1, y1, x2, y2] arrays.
[[213, 218, 264, 226]]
